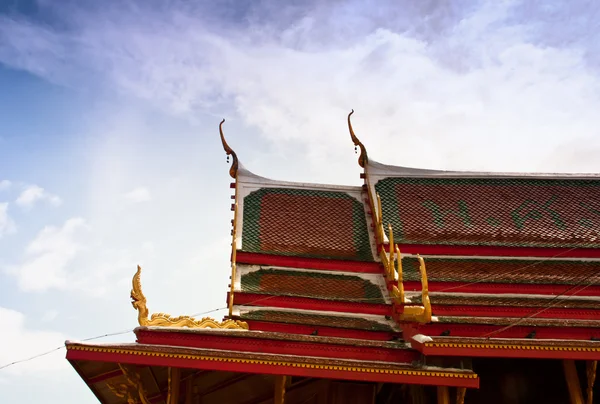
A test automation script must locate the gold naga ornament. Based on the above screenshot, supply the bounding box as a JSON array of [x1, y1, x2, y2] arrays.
[[130, 265, 249, 329], [348, 110, 431, 323]]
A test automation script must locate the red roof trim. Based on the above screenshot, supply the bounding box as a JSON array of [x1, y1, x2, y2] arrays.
[[394, 244, 600, 258], [236, 252, 382, 273], [66, 348, 478, 388], [413, 341, 600, 360], [232, 292, 392, 315], [403, 281, 600, 296], [135, 329, 412, 362], [430, 305, 600, 320], [243, 320, 397, 341], [412, 323, 600, 340]]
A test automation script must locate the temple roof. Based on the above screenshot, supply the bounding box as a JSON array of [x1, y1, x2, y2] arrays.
[[64, 115, 600, 402], [236, 167, 376, 261], [368, 160, 600, 251], [401, 256, 600, 287], [65, 328, 478, 403]]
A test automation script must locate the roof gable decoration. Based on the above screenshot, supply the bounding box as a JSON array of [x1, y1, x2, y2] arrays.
[[219, 119, 239, 179], [348, 110, 368, 168], [130, 265, 249, 329], [219, 119, 241, 316], [376, 195, 432, 324], [346, 111, 432, 324]]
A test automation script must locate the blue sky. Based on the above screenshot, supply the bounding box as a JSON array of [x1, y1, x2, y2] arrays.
[[1, 1, 600, 402]]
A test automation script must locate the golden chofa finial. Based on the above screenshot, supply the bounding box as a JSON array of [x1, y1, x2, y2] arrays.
[[348, 109, 368, 168], [219, 119, 239, 179]]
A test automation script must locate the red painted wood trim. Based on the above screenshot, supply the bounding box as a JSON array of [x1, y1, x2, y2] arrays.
[[235, 252, 382, 273], [393, 244, 600, 259], [136, 329, 414, 362], [417, 345, 600, 361], [430, 305, 600, 320], [403, 281, 600, 296], [66, 349, 478, 388], [87, 368, 123, 383], [232, 292, 392, 315], [413, 323, 600, 341], [243, 320, 397, 342]]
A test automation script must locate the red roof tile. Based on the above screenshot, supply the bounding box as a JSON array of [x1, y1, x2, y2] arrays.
[[375, 177, 600, 249]]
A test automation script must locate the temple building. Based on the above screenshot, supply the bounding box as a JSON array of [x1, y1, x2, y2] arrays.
[[66, 112, 599, 403]]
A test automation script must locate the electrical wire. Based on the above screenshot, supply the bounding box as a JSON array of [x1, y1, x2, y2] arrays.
[[3, 251, 596, 371], [480, 274, 599, 338], [433, 246, 580, 293]]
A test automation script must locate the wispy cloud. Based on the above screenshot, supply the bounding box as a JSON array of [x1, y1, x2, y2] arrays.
[[8, 218, 86, 291], [15, 185, 62, 209], [0, 307, 67, 376], [1, 1, 599, 177], [0, 202, 16, 237], [123, 186, 151, 204], [0, 180, 11, 191]]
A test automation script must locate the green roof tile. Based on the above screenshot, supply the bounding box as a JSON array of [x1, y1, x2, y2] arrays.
[[242, 188, 373, 261], [375, 177, 600, 248]]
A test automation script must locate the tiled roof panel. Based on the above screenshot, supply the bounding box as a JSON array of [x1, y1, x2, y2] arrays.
[[410, 294, 600, 309], [239, 310, 395, 332], [401, 257, 600, 285], [375, 177, 600, 248], [240, 268, 386, 303], [436, 316, 600, 328], [242, 188, 373, 261]]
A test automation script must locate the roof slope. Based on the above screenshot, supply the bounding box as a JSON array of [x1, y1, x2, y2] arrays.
[[237, 168, 376, 261], [368, 160, 600, 250]]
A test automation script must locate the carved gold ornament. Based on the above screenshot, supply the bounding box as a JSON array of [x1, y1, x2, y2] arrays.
[[106, 364, 151, 404], [347, 110, 368, 168], [374, 193, 431, 323], [130, 265, 249, 329], [219, 119, 239, 179]]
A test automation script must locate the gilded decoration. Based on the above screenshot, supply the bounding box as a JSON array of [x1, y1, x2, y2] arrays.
[[375, 193, 432, 323], [347, 110, 368, 168], [130, 265, 249, 329], [219, 119, 239, 179], [219, 119, 240, 316], [106, 364, 151, 404], [67, 344, 478, 381]]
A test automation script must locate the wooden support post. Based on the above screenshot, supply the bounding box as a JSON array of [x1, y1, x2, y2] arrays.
[[167, 367, 181, 404], [587, 361, 597, 404], [274, 375, 288, 404], [185, 378, 193, 404], [437, 386, 449, 404], [456, 387, 466, 404], [563, 360, 584, 404]]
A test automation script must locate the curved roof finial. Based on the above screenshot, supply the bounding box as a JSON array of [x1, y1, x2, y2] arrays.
[[348, 110, 368, 168], [219, 119, 239, 178]]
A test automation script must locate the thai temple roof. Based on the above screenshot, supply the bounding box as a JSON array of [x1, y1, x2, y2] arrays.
[[64, 112, 600, 403]]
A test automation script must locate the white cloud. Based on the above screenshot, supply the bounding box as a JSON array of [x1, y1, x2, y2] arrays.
[[123, 186, 151, 204], [15, 185, 62, 209], [1, 1, 598, 179], [0, 180, 11, 191], [41, 310, 59, 323], [0, 307, 67, 376], [0, 203, 16, 237], [10, 218, 87, 291]]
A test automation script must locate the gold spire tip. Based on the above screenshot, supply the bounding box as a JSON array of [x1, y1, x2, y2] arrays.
[[219, 119, 239, 179], [347, 109, 368, 168]]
